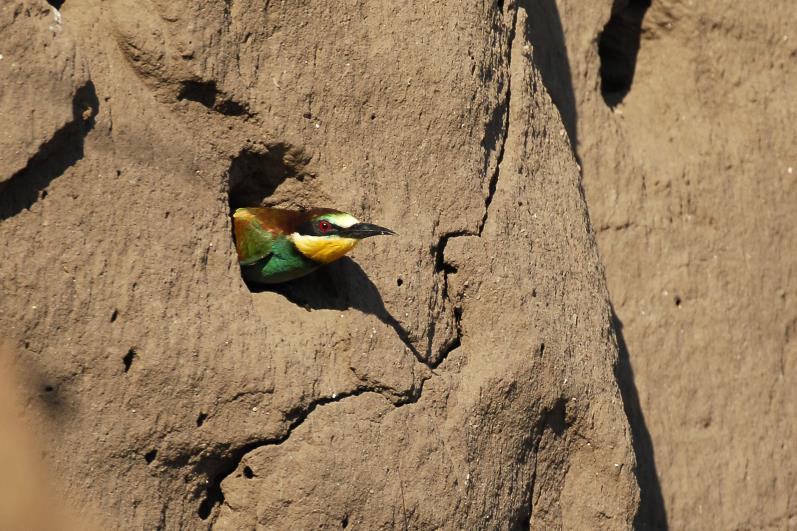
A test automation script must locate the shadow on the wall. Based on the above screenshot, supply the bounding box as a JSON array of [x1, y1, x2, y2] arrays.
[[0, 81, 98, 220], [248, 258, 421, 362], [612, 308, 669, 529], [521, 0, 579, 150]]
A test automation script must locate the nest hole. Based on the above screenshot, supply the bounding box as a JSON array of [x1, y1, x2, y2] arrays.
[[598, 0, 651, 107]]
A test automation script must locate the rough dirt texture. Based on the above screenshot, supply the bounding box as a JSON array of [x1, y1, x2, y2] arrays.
[[1, 0, 639, 529], [551, 0, 797, 529]]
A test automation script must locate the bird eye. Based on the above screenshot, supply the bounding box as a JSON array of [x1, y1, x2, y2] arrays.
[[318, 220, 332, 233]]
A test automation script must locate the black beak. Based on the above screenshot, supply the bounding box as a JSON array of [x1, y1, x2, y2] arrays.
[[342, 222, 396, 239]]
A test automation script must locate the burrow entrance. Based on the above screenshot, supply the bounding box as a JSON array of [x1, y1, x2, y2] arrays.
[[598, 0, 651, 107]]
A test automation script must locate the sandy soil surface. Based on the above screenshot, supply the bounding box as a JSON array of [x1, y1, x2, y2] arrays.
[[1, 0, 639, 528], [3, 0, 794, 528]]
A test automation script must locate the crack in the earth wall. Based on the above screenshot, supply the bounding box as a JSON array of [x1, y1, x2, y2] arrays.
[[196, 387, 373, 521], [427, 231, 469, 368], [478, 0, 517, 236], [196, 379, 430, 522], [426, 0, 518, 370]]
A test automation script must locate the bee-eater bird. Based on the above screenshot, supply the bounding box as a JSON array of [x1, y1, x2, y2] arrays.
[[233, 207, 395, 284]]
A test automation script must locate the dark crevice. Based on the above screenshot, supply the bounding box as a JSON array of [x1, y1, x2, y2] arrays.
[[544, 397, 569, 437], [0, 81, 98, 219], [425, 1, 518, 369], [123, 348, 136, 373], [480, 130, 503, 234], [145, 449, 157, 464], [433, 306, 463, 368], [511, 419, 547, 530], [177, 80, 253, 117], [47, 0, 65, 8], [426, 232, 471, 367], [515, 397, 571, 530], [433, 232, 471, 274], [478, 1, 517, 235], [196, 412, 208, 427], [598, 0, 651, 107], [179, 80, 215, 107]]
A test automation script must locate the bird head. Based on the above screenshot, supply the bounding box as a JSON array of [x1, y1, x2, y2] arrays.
[[290, 209, 395, 264]]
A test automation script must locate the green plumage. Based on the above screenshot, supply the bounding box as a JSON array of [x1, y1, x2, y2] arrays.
[[241, 238, 321, 284], [234, 208, 322, 283], [235, 214, 275, 265]]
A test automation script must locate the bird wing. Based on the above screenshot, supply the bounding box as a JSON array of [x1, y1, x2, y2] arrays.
[[233, 208, 279, 265]]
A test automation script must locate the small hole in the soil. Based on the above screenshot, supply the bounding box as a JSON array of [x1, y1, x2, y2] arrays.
[[341, 515, 349, 528], [546, 398, 568, 437], [215, 99, 248, 116], [598, 0, 651, 107], [110, 309, 118, 323], [531, 288, 537, 297], [43, 385, 54, 393], [196, 412, 207, 427], [47, 0, 65, 9], [123, 348, 136, 372], [539, 342, 545, 356], [144, 449, 157, 464], [177, 80, 217, 108], [370, 113, 376, 120], [674, 295, 682, 306], [242, 466, 254, 479], [116, 169, 122, 177], [396, 278, 403, 287], [40, 190, 48, 200]]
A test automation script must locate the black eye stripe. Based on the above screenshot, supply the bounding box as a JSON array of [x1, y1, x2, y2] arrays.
[[298, 220, 342, 236]]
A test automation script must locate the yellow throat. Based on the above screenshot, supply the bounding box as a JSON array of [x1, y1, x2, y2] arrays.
[[290, 233, 359, 264]]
